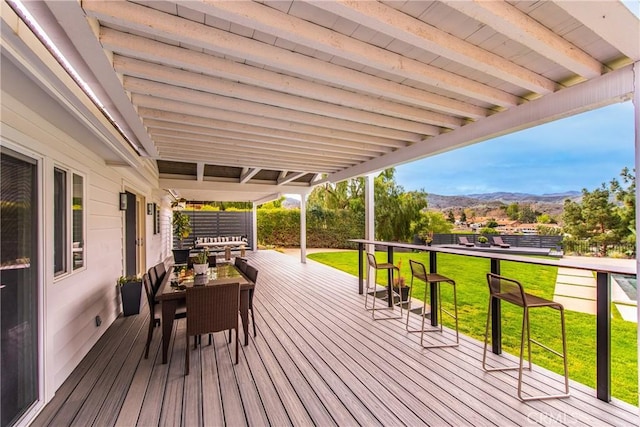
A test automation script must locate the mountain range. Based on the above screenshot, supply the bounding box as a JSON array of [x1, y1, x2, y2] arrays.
[[283, 191, 581, 212], [426, 191, 581, 210]]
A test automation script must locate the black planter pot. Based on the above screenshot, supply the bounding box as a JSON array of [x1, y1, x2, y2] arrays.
[[120, 280, 142, 316], [393, 286, 410, 302]]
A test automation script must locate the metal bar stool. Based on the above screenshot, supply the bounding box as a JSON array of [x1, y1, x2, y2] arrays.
[[405, 260, 459, 348], [365, 252, 403, 320], [483, 273, 570, 401]]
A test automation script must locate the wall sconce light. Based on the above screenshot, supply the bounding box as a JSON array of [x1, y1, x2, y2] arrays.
[[119, 192, 127, 210], [147, 203, 154, 215]]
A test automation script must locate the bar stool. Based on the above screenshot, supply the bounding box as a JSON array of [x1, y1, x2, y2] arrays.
[[405, 260, 459, 348], [365, 252, 403, 320], [483, 273, 570, 401]]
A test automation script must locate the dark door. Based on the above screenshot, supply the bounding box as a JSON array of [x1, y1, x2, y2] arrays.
[[1, 147, 39, 427]]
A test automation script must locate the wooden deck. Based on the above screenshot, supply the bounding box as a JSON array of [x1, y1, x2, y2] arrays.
[[32, 250, 637, 426]]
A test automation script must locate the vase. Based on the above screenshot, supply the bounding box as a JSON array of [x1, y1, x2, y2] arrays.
[[193, 263, 209, 275]]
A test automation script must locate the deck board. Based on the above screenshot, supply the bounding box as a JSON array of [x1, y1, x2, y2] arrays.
[[32, 250, 638, 427]]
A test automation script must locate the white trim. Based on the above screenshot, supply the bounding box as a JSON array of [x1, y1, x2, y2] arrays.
[[0, 140, 47, 424], [365, 174, 375, 255], [252, 203, 258, 253], [633, 61, 640, 408], [300, 195, 307, 264]]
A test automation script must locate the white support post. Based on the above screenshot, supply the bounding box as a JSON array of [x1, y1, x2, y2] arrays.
[[252, 202, 258, 252], [633, 61, 640, 408], [365, 173, 375, 254], [300, 194, 307, 264]]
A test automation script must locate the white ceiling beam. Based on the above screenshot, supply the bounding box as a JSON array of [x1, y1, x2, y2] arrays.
[[140, 114, 398, 154], [84, 0, 488, 118], [310, 0, 556, 95], [145, 121, 384, 160], [443, 0, 603, 79], [154, 139, 353, 170], [135, 99, 418, 145], [240, 168, 261, 184], [150, 132, 375, 162], [125, 80, 423, 141], [114, 56, 442, 135], [329, 64, 635, 182], [551, 1, 640, 62], [159, 178, 309, 200], [158, 151, 335, 174], [189, 1, 519, 108], [101, 31, 466, 127], [278, 172, 308, 186]]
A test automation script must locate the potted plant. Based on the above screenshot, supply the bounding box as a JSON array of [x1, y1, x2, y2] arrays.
[[172, 211, 191, 249], [117, 275, 142, 316], [172, 211, 192, 265], [422, 231, 434, 246], [477, 235, 490, 247], [392, 259, 410, 302], [193, 248, 209, 275]]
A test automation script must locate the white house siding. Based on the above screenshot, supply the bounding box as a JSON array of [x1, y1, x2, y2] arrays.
[[1, 86, 161, 407]]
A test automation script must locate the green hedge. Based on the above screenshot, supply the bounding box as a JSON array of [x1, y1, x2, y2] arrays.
[[257, 208, 364, 248]]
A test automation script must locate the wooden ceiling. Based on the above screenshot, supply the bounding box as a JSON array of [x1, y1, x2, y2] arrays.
[[17, 0, 640, 201]]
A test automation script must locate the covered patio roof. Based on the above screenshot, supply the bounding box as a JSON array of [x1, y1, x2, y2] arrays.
[[15, 0, 640, 202]]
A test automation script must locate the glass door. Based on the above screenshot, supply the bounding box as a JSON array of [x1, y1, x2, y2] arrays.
[[1, 147, 39, 427]]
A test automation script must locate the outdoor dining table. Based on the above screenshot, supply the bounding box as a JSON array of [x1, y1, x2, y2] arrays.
[[156, 263, 254, 364]]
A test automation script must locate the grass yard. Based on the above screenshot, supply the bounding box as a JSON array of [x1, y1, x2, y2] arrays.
[[308, 250, 638, 405]]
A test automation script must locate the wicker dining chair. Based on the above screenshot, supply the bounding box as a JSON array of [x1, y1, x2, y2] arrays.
[[142, 273, 186, 359], [483, 273, 570, 401], [243, 264, 259, 337], [185, 282, 241, 374], [234, 256, 248, 274], [154, 262, 166, 289], [148, 266, 159, 294]]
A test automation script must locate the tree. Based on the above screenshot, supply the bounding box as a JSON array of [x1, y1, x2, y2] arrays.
[[610, 167, 636, 246], [506, 203, 519, 220], [518, 204, 537, 223], [258, 197, 285, 209], [308, 179, 364, 212], [374, 169, 428, 241], [447, 210, 455, 223], [563, 185, 621, 256], [463, 208, 475, 224], [485, 218, 498, 228], [411, 211, 453, 241], [536, 213, 552, 224], [460, 211, 467, 223], [537, 225, 562, 236]]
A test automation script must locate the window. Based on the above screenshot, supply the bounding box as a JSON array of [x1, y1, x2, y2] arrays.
[[54, 168, 67, 275], [72, 174, 84, 269], [54, 167, 84, 276]]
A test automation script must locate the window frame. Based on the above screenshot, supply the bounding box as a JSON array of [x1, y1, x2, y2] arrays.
[[53, 165, 86, 278]]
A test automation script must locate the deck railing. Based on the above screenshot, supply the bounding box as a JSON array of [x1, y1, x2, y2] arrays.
[[350, 239, 636, 403]]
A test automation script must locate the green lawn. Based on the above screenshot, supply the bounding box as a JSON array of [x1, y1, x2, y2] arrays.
[[308, 250, 638, 405]]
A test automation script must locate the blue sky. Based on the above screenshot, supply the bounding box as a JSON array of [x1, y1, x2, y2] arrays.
[[394, 101, 636, 196]]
